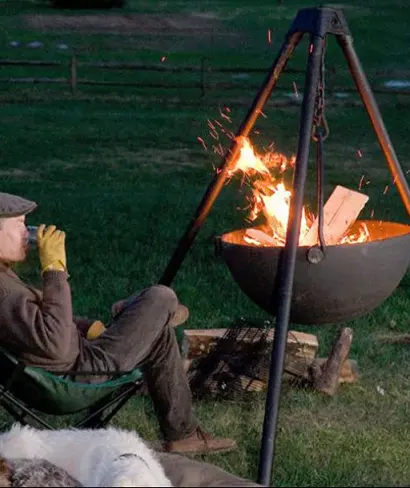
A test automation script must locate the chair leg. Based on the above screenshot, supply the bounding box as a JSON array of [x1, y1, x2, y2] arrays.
[[0, 390, 56, 430], [76, 381, 143, 429]]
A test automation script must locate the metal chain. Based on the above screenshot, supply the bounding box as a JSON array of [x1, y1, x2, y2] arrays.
[[313, 38, 329, 256], [312, 39, 329, 142]]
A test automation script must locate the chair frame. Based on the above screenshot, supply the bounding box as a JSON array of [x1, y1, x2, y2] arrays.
[[0, 357, 143, 430]]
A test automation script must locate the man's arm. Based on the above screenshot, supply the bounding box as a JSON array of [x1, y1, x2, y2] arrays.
[[73, 316, 106, 340], [0, 270, 78, 361], [73, 316, 94, 337]]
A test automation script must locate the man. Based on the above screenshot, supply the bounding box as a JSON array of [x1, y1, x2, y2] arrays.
[[0, 191, 235, 456]]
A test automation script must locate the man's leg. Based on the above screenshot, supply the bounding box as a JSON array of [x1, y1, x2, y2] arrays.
[[157, 452, 264, 487], [78, 285, 236, 453]]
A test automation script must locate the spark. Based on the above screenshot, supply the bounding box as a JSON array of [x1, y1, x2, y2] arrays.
[[370, 209, 375, 218], [160, 56, 166, 62], [359, 175, 364, 190], [267, 29, 272, 44], [213, 145, 223, 156], [309, 44, 314, 54], [256, 109, 267, 119], [357, 149, 363, 158], [292, 81, 299, 99], [219, 107, 232, 122], [383, 185, 389, 195], [207, 119, 217, 131], [406, 169, 410, 174], [197, 136, 208, 151], [214, 119, 223, 128]]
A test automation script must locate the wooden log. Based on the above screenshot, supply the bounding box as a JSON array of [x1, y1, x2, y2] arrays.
[[312, 358, 360, 384], [300, 185, 369, 246], [181, 328, 319, 361], [183, 328, 319, 393], [374, 333, 410, 345], [314, 327, 354, 396], [244, 228, 277, 246], [282, 356, 359, 384]]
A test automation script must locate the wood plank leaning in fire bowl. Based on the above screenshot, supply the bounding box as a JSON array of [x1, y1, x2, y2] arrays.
[[300, 185, 369, 246]]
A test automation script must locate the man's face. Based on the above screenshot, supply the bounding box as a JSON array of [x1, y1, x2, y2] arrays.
[[0, 215, 29, 263]]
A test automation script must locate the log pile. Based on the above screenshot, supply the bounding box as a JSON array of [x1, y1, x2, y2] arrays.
[[183, 326, 358, 396]]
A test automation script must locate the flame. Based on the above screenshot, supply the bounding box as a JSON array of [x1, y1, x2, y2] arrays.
[[340, 222, 370, 244], [228, 136, 369, 247]]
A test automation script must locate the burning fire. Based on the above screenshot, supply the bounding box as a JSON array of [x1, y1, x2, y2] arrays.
[[228, 136, 370, 247]]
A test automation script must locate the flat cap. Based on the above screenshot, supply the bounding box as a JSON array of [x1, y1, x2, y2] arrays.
[[0, 192, 37, 218]]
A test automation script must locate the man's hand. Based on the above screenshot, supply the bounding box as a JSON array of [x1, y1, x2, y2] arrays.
[[37, 224, 67, 273], [86, 320, 106, 340]]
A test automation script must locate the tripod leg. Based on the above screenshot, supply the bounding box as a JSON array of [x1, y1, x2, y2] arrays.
[[337, 35, 410, 216], [159, 32, 303, 286], [257, 34, 326, 486]]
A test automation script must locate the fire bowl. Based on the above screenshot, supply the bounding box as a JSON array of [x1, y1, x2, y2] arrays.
[[216, 220, 410, 325]]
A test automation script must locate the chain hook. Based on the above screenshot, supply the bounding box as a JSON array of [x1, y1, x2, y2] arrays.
[[311, 37, 329, 142]]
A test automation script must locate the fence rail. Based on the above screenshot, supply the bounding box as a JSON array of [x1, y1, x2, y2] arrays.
[[1, 56, 409, 97]]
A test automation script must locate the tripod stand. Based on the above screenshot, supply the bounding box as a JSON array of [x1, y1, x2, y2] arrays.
[[159, 5, 410, 485]]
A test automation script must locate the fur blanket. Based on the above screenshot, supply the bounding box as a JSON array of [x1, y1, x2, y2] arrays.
[[0, 457, 81, 487], [0, 424, 172, 487]]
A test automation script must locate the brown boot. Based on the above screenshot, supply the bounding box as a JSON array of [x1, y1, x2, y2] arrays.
[[168, 304, 189, 328], [164, 427, 237, 455]]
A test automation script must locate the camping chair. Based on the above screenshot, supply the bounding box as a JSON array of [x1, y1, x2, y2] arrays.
[[0, 346, 144, 430]]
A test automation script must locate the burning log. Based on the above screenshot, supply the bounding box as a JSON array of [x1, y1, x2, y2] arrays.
[[244, 229, 277, 247], [300, 185, 369, 246], [244, 185, 369, 247]]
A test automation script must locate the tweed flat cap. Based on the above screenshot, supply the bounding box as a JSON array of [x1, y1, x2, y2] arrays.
[[0, 192, 37, 218]]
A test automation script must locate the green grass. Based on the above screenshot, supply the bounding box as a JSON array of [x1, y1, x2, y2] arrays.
[[1, 0, 410, 486]]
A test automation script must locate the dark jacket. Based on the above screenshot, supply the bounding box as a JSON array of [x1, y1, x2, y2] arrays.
[[0, 261, 89, 372]]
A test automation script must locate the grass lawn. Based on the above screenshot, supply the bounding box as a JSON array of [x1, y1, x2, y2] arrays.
[[1, 0, 410, 486]]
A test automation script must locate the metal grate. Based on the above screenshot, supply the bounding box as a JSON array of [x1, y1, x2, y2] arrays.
[[188, 319, 315, 399], [188, 323, 274, 399]]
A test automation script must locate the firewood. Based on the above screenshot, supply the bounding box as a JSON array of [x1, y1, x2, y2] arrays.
[[181, 328, 319, 361], [300, 185, 369, 246], [374, 333, 410, 345], [183, 328, 319, 393], [314, 327, 354, 396], [282, 356, 359, 384], [237, 375, 267, 392], [312, 358, 360, 384], [244, 228, 278, 246]]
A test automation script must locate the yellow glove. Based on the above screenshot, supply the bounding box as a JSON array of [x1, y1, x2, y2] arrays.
[[86, 320, 106, 340], [37, 224, 67, 273]]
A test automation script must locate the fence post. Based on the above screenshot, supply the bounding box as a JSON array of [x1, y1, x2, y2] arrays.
[[70, 53, 77, 95]]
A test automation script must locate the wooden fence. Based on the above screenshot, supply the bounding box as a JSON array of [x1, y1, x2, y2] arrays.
[[0, 56, 409, 97]]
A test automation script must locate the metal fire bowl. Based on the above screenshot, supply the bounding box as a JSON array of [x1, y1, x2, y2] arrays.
[[216, 220, 410, 325]]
